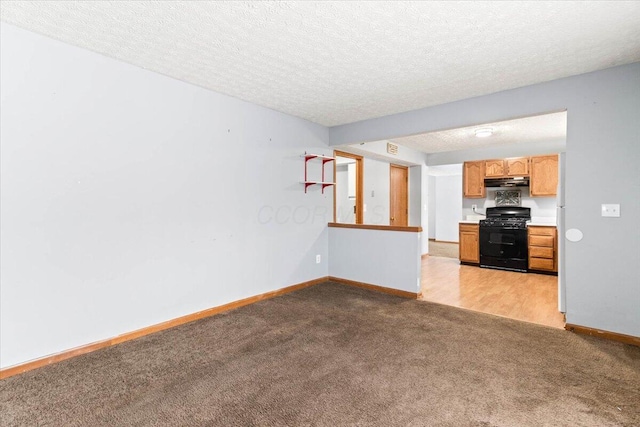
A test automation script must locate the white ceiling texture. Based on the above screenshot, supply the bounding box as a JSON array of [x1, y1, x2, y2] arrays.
[[2, 2, 639, 140], [388, 111, 568, 154]]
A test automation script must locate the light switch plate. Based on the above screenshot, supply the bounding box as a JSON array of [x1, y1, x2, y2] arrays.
[[601, 204, 620, 217]]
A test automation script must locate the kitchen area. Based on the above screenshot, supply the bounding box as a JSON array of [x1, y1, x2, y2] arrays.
[[421, 153, 565, 329], [335, 111, 568, 329], [459, 154, 560, 275]]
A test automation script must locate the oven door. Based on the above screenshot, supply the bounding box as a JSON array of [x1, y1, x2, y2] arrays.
[[479, 226, 528, 272]]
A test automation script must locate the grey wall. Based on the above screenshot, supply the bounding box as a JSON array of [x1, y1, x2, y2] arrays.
[[0, 23, 332, 368], [339, 139, 428, 166], [408, 166, 421, 227], [356, 158, 422, 227], [427, 140, 566, 166], [329, 228, 421, 294], [330, 62, 640, 337]]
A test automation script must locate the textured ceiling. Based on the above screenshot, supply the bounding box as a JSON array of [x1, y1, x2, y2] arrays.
[[1, 2, 639, 126], [388, 112, 567, 154]]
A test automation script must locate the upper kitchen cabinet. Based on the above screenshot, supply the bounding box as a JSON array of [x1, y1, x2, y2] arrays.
[[484, 159, 505, 177], [506, 157, 529, 176], [530, 154, 559, 197], [485, 158, 529, 177], [463, 161, 485, 198]]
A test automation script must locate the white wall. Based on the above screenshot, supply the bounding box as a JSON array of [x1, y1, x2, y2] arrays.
[[330, 62, 640, 337], [363, 158, 390, 225], [462, 187, 557, 223], [427, 165, 463, 243], [427, 176, 437, 240], [434, 175, 463, 242], [0, 23, 332, 368], [329, 228, 421, 294], [420, 165, 429, 255], [335, 164, 355, 223]]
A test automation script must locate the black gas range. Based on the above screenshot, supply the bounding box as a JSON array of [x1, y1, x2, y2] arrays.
[[479, 207, 531, 272]]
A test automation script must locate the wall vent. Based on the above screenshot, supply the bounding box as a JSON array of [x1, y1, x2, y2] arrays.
[[387, 142, 398, 155]]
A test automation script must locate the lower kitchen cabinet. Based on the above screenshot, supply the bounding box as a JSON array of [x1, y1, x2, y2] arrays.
[[459, 223, 480, 264], [528, 226, 557, 273]]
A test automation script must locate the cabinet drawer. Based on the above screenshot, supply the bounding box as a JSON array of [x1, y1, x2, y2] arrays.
[[528, 226, 555, 236], [529, 257, 555, 271], [460, 224, 479, 232], [530, 246, 554, 259], [529, 235, 554, 247]]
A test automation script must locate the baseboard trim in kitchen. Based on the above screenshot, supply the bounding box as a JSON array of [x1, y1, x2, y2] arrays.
[[0, 276, 329, 380], [565, 323, 640, 347]]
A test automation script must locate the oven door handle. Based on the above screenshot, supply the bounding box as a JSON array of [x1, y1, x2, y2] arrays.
[[488, 240, 515, 245]]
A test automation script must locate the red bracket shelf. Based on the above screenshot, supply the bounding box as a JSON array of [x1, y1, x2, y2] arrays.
[[303, 153, 335, 193]]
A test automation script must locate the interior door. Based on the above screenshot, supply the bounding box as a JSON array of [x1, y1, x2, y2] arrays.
[[390, 164, 408, 226]]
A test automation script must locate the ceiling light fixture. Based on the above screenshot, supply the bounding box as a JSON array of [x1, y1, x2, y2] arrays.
[[475, 128, 494, 138]]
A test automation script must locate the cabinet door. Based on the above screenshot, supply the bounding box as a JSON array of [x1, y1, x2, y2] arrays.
[[463, 161, 485, 198], [530, 155, 558, 197], [506, 157, 529, 176], [484, 160, 505, 177], [459, 227, 479, 263]]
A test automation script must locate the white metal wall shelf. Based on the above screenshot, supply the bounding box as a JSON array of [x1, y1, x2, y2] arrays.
[[302, 153, 335, 193]]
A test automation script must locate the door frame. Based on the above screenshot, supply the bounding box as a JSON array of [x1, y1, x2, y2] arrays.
[[333, 150, 364, 224]]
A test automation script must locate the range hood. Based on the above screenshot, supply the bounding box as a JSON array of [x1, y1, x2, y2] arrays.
[[484, 177, 530, 187]]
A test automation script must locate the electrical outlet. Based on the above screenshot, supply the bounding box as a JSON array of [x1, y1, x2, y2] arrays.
[[472, 204, 478, 211], [601, 204, 620, 217], [316, 254, 321, 264]]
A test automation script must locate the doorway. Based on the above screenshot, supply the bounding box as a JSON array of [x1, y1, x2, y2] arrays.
[[334, 150, 363, 224], [389, 164, 408, 226]]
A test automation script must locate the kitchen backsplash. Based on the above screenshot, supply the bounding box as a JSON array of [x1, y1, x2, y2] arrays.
[[462, 187, 557, 222]]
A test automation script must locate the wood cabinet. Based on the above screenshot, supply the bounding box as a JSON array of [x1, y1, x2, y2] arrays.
[[528, 226, 557, 273], [506, 157, 529, 176], [467, 154, 557, 198], [459, 223, 480, 264], [484, 160, 505, 177], [530, 155, 558, 197], [463, 161, 485, 198], [484, 157, 529, 178]]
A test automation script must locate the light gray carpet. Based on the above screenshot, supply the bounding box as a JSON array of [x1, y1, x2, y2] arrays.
[[1, 282, 639, 426]]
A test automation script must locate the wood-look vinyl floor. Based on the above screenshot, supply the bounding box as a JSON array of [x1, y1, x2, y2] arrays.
[[420, 256, 565, 329]]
